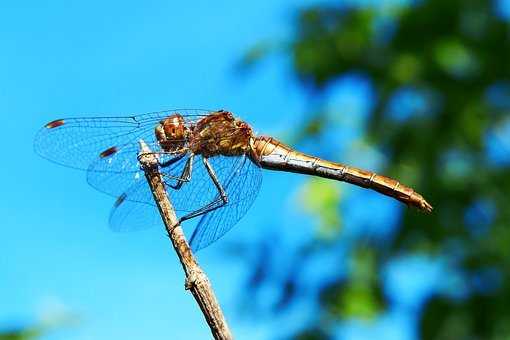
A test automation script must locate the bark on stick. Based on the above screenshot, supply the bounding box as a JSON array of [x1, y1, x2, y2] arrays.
[[138, 140, 233, 340]]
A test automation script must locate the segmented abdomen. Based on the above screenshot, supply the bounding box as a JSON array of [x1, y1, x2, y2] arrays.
[[252, 136, 432, 212]]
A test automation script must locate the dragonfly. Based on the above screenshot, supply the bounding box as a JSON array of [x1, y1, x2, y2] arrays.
[[35, 109, 432, 251]]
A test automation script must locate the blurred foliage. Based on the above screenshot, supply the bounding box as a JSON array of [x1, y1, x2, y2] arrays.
[[0, 311, 78, 340], [0, 326, 43, 340], [242, 0, 510, 339], [320, 247, 385, 320], [300, 178, 342, 239]]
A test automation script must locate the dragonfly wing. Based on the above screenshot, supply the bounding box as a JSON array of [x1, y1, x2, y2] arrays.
[[34, 109, 209, 171], [107, 154, 262, 238], [107, 154, 194, 232], [107, 153, 236, 232], [109, 197, 162, 232], [189, 154, 262, 252], [87, 149, 193, 204], [86, 126, 254, 203]]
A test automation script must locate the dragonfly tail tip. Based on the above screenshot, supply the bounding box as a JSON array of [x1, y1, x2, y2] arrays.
[[421, 199, 433, 213]]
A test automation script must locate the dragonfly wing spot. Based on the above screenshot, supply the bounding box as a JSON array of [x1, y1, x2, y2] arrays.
[[114, 193, 127, 208], [99, 146, 118, 158], [45, 119, 65, 129]]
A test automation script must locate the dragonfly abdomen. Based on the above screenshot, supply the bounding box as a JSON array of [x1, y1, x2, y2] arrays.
[[253, 136, 432, 212], [313, 160, 432, 212]]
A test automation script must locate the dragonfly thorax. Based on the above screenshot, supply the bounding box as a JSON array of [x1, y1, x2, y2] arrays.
[[189, 111, 254, 157], [155, 114, 190, 152]]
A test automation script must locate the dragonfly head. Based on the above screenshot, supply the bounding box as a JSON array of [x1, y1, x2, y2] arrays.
[[156, 113, 190, 152]]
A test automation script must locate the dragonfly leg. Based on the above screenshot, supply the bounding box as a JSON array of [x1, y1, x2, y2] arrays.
[[178, 156, 228, 224], [166, 154, 194, 190], [203, 156, 228, 203]]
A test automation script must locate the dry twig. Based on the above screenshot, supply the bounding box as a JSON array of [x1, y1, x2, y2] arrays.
[[138, 140, 233, 340]]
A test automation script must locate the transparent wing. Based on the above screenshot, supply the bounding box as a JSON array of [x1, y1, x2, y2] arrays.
[[109, 199, 162, 232], [87, 120, 258, 204], [189, 155, 262, 251], [34, 109, 210, 170], [89, 152, 229, 208], [87, 149, 194, 205], [109, 154, 262, 239]]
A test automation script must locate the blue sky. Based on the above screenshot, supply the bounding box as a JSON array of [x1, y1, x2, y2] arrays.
[[0, 1, 315, 339], [2, 1, 509, 340]]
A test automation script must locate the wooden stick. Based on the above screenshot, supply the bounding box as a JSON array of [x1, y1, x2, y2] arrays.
[[138, 140, 233, 340]]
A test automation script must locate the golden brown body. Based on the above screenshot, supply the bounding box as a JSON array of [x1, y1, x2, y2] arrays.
[[252, 136, 432, 212], [190, 111, 253, 157], [156, 111, 254, 157], [155, 110, 432, 212]]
